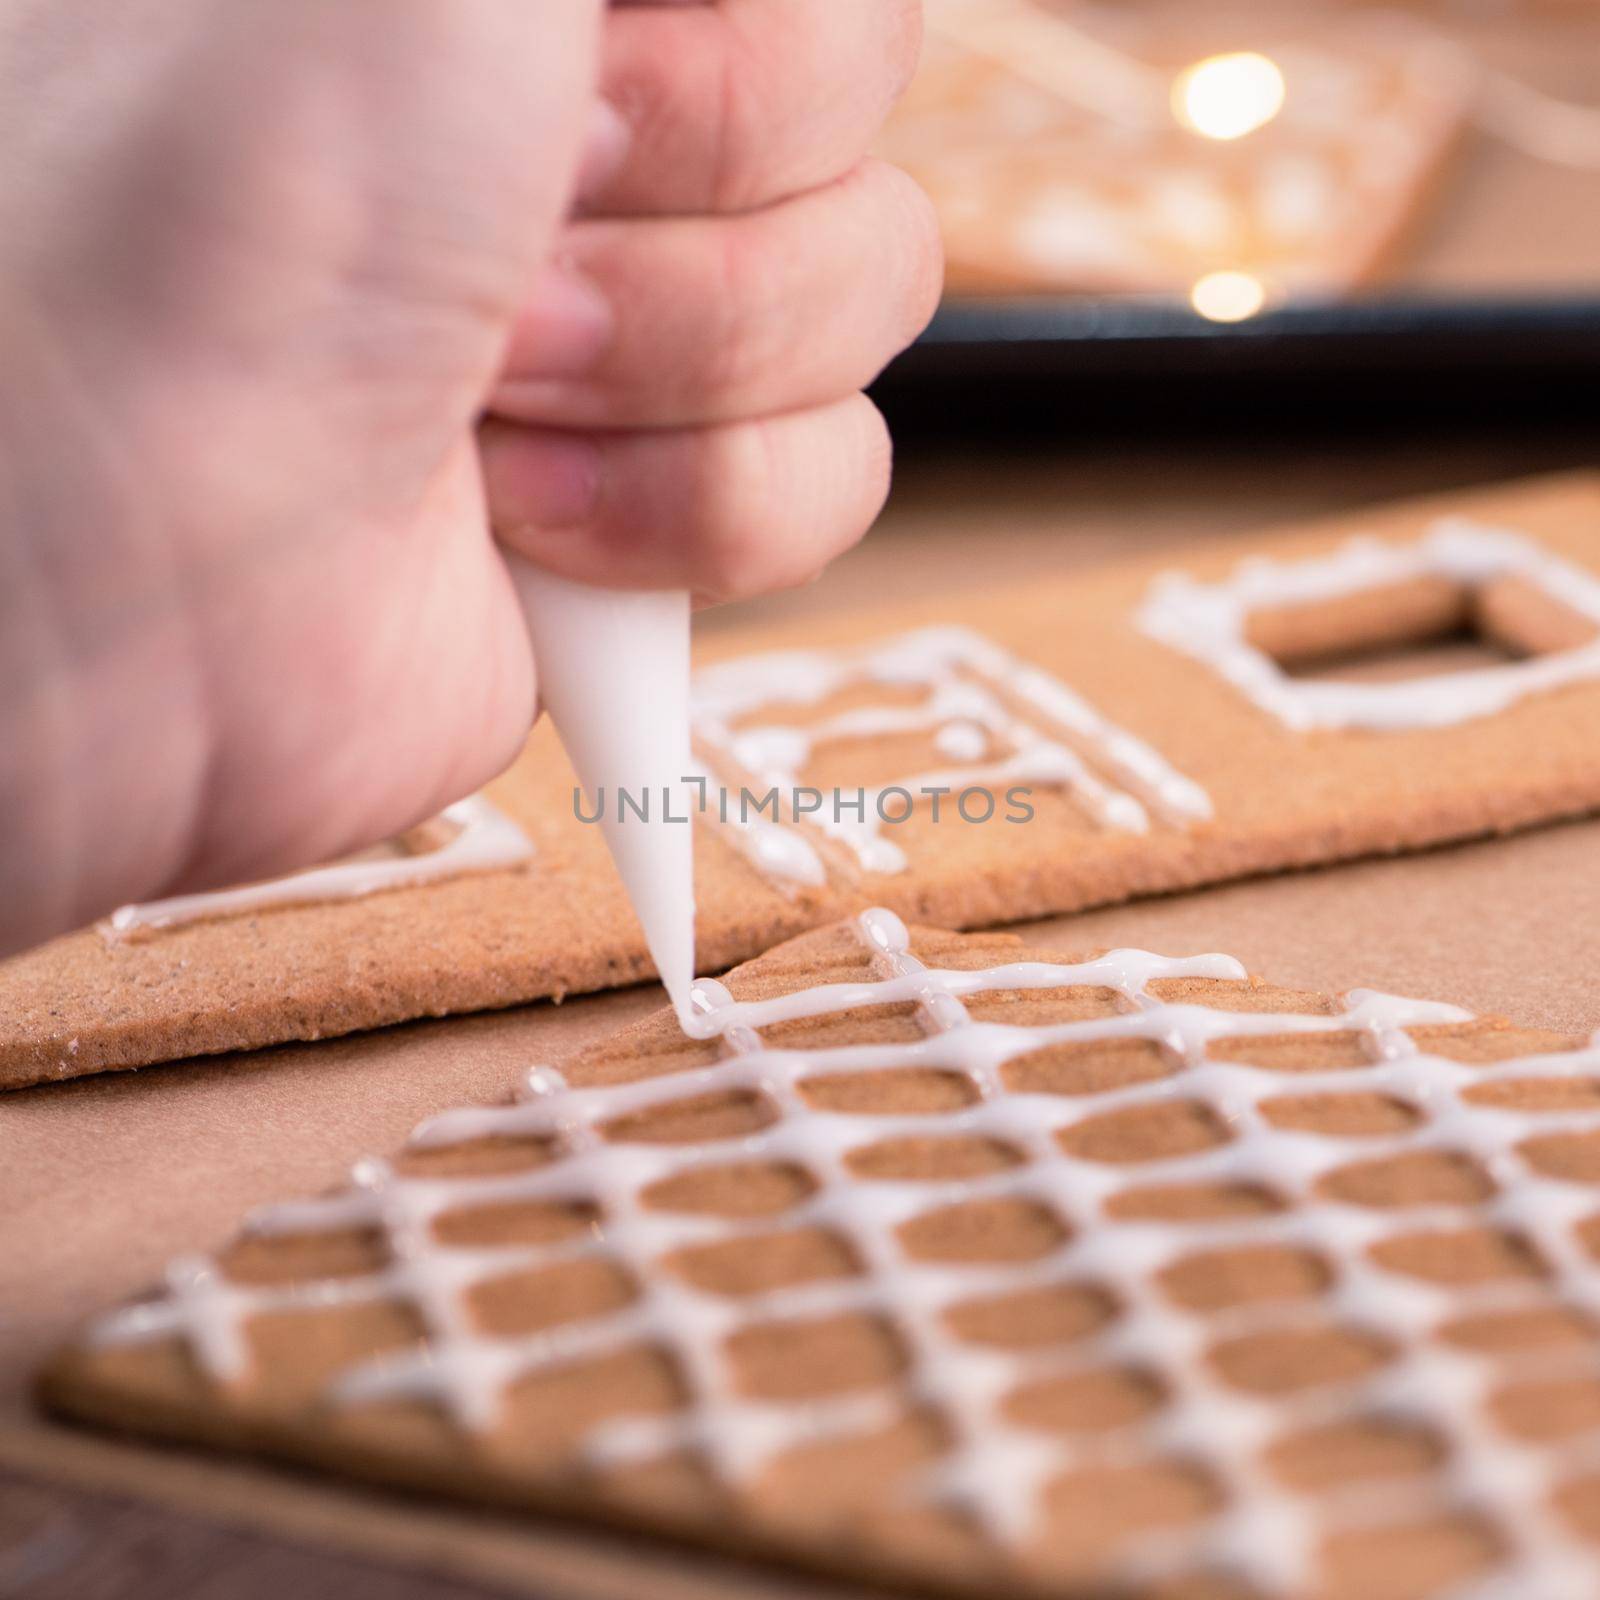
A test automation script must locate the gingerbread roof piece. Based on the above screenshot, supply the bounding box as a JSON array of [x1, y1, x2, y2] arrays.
[[42, 911, 1600, 1597]]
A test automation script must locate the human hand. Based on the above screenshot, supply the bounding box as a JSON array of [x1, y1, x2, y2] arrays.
[[483, 0, 937, 604], [0, 0, 938, 954]]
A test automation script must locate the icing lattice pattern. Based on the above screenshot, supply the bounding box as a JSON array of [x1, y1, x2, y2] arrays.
[[691, 625, 1210, 880], [89, 911, 1600, 1596]]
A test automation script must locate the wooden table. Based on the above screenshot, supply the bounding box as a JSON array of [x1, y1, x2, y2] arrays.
[[5, 415, 1600, 1599]]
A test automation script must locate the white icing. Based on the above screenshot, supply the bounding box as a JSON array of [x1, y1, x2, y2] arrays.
[[935, 719, 990, 763], [1479, 68, 1600, 173], [977, 80, 1066, 143], [1276, 47, 1371, 134], [684, 760, 828, 890], [1145, 172, 1233, 252], [92, 909, 1600, 1595], [924, 0, 1169, 133], [1016, 192, 1146, 275], [1257, 155, 1336, 243], [1137, 517, 1600, 733], [99, 798, 534, 938], [692, 625, 1210, 877]]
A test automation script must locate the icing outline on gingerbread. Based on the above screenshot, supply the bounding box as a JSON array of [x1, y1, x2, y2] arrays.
[[99, 797, 534, 939], [692, 625, 1211, 879], [1138, 518, 1600, 733]]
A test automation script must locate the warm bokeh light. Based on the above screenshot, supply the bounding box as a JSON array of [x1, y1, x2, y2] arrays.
[[1172, 52, 1287, 141], [1189, 270, 1267, 322]]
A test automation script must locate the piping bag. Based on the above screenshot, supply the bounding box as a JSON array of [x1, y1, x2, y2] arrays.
[[506, 557, 701, 1033]]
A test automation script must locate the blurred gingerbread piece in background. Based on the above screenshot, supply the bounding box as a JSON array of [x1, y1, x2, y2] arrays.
[[881, 0, 1476, 309]]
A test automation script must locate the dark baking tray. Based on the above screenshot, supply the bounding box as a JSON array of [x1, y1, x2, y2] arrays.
[[874, 292, 1600, 432], [906, 291, 1600, 377]]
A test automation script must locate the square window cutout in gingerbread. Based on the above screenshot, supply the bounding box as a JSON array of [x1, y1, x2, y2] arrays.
[[1138, 518, 1600, 733]]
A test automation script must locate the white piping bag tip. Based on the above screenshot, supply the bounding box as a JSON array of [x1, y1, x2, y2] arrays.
[[506, 557, 698, 1028]]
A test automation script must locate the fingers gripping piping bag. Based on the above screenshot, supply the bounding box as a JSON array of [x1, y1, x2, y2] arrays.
[[507, 561, 699, 1029]]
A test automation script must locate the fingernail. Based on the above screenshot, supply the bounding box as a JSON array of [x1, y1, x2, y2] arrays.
[[575, 98, 631, 205], [487, 432, 603, 531], [510, 262, 613, 380]]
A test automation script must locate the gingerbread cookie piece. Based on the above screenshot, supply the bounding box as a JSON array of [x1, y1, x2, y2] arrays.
[[882, 0, 1471, 301], [44, 911, 1600, 1597], [0, 729, 835, 1089], [7, 471, 1600, 1088]]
